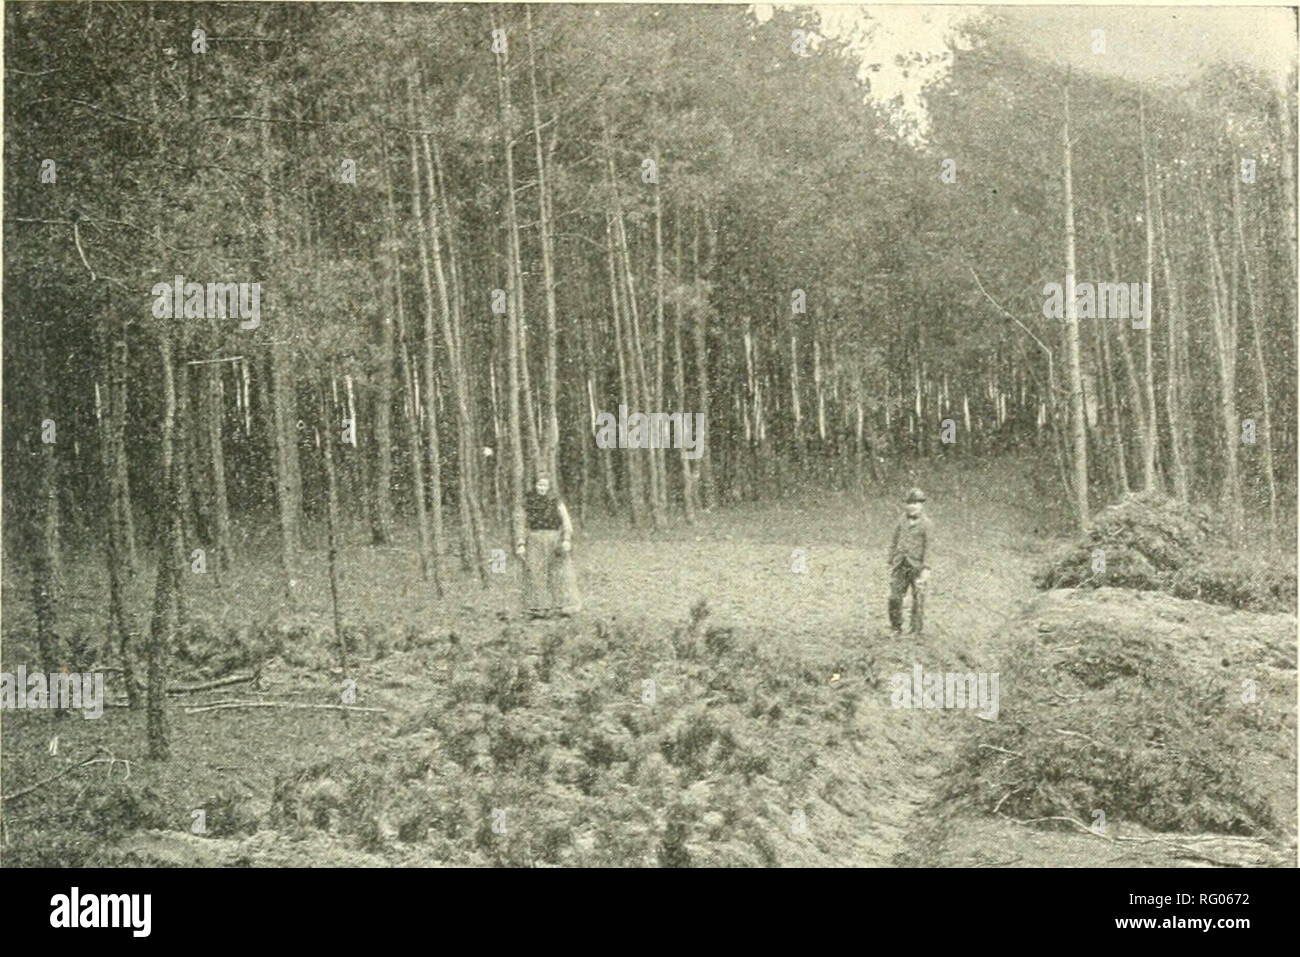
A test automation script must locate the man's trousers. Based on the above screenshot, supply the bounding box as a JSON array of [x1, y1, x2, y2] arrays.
[[888, 562, 925, 634]]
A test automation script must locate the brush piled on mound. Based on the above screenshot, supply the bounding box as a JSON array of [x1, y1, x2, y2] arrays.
[[940, 589, 1295, 845], [263, 604, 886, 867], [1034, 494, 1295, 612]]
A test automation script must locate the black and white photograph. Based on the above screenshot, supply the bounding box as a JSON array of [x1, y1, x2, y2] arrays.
[[1, 0, 1296, 889]]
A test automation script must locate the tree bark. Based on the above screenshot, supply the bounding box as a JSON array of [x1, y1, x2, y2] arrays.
[[146, 331, 178, 760], [651, 146, 670, 517], [1277, 86, 1298, 286], [100, 290, 140, 708], [406, 97, 446, 562], [1138, 93, 1159, 491], [1200, 181, 1244, 538], [259, 89, 300, 592], [424, 126, 487, 580], [495, 19, 530, 549], [604, 120, 664, 528], [606, 212, 646, 526], [204, 358, 232, 575], [672, 207, 697, 522], [526, 8, 561, 488], [174, 359, 199, 556], [694, 209, 717, 509], [32, 356, 61, 691], [1153, 160, 1190, 502], [1233, 173, 1278, 541], [1062, 84, 1090, 530], [1093, 278, 1129, 496], [582, 300, 619, 513], [1100, 206, 1152, 488], [370, 260, 396, 545], [383, 128, 438, 590], [109, 311, 137, 571], [320, 379, 346, 674]]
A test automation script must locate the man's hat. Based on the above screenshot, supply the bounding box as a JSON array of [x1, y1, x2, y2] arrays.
[[905, 487, 926, 504]]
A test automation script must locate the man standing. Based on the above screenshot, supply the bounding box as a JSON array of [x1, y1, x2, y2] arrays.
[[887, 487, 932, 638]]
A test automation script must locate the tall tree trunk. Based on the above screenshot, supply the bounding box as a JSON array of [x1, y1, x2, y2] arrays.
[[607, 213, 646, 526], [101, 290, 139, 708], [605, 120, 664, 528], [1277, 86, 1298, 286], [383, 129, 438, 590], [421, 122, 488, 579], [1138, 93, 1159, 491], [1153, 160, 1190, 502], [495, 19, 530, 549], [406, 97, 445, 562], [1233, 173, 1278, 541], [204, 358, 232, 575], [694, 209, 717, 509], [260, 91, 299, 592], [32, 356, 60, 690], [789, 316, 805, 467], [582, 301, 619, 512], [371, 263, 396, 545], [1201, 181, 1244, 538], [1100, 206, 1152, 487], [109, 311, 137, 571], [651, 147, 670, 517], [1094, 284, 1129, 496], [174, 359, 199, 556], [184, 363, 211, 543], [398, 316, 436, 590], [424, 124, 487, 580], [320, 379, 347, 674], [1062, 83, 1089, 530], [146, 331, 178, 760], [672, 208, 697, 522], [526, 8, 561, 488]]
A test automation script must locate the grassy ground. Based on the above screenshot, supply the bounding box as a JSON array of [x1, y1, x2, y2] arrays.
[[1, 453, 1294, 866]]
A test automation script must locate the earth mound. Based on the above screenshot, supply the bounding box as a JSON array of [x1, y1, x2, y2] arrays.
[[1033, 494, 1295, 612], [908, 588, 1296, 867], [254, 604, 892, 867]]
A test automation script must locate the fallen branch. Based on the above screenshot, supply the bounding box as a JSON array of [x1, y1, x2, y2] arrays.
[[69, 220, 128, 288], [183, 701, 385, 715], [1049, 686, 1083, 703], [997, 811, 1266, 867], [993, 786, 1024, 814], [978, 743, 1024, 758], [1054, 728, 1113, 750], [167, 673, 257, 694], [1004, 813, 1097, 835], [72, 220, 95, 280], [2, 748, 129, 803]]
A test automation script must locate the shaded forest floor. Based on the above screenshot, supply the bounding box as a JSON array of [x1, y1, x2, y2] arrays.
[[2, 454, 1295, 866]]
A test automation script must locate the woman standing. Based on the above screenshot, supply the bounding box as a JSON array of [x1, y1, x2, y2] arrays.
[[516, 475, 581, 618]]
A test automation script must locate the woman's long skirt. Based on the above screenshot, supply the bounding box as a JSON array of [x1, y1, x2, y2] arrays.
[[522, 529, 581, 617]]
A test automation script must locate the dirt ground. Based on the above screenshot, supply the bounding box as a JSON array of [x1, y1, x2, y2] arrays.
[[2, 456, 1294, 867]]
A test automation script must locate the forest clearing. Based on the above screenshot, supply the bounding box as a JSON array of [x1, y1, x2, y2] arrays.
[[2, 2, 1296, 874], [2, 453, 1293, 867]]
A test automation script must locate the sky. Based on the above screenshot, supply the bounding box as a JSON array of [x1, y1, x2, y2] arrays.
[[750, 4, 1297, 136]]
